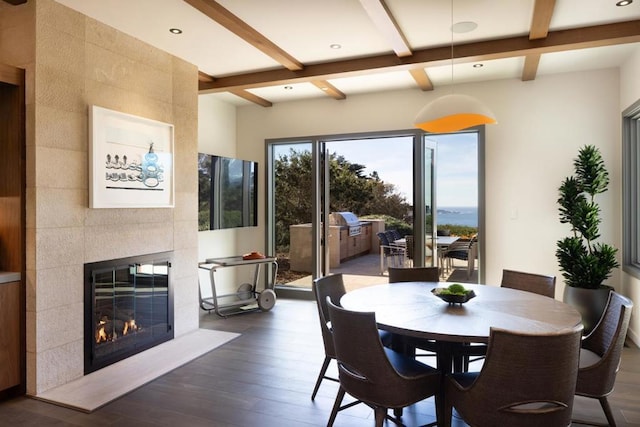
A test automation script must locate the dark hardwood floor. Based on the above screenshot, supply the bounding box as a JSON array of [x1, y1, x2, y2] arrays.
[[0, 298, 638, 426]]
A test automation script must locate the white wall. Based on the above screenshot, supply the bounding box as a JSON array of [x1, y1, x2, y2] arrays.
[[620, 46, 640, 344], [197, 96, 265, 296], [234, 68, 630, 337]]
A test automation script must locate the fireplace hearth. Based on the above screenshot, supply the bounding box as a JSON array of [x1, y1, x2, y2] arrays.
[[84, 252, 174, 374]]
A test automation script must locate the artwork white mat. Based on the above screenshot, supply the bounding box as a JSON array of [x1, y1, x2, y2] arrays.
[[89, 106, 175, 208]]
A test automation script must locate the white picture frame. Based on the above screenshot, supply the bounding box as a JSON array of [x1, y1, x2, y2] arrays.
[[89, 105, 175, 208]]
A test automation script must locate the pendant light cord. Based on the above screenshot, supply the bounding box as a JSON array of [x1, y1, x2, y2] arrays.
[[450, 0, 454, 94]]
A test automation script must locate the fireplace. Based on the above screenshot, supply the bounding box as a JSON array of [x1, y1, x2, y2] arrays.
[[84, 252, 174, 374]]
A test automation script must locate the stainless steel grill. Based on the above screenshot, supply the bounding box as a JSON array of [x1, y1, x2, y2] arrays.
[[330, 212, 362, 236]]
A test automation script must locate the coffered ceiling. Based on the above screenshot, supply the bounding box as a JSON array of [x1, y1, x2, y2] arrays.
[[51, 0, 640, 107]]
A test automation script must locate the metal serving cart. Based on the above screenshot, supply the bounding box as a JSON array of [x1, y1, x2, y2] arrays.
[[198, 255, 278, 317]]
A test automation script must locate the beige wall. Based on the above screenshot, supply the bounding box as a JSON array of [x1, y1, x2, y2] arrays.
[[230, 67, 633, 341], [2, 0, 200, 394]]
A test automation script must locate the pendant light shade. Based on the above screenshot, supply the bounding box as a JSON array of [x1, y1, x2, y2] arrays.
[[414, 93, 497, 133]]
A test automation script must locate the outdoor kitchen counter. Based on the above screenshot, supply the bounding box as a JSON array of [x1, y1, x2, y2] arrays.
[[0, 272, 20, 284]]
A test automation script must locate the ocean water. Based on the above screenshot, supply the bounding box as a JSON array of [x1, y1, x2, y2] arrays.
[[437, 206, 478, 227]]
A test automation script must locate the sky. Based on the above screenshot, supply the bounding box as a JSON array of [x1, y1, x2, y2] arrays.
[[273, 132, 478, 208], [327, 133, 478, 207]]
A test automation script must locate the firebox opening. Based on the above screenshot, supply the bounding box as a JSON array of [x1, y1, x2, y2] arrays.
[[84, 252, 174, 375]]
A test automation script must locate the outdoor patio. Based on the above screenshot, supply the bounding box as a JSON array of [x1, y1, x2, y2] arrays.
[[281, 252, 478, 292]]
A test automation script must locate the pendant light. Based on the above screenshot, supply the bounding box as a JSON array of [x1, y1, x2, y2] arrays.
[[414, 1, 496, 133]]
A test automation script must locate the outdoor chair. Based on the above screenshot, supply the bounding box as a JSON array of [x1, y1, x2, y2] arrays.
[[573, 291, 633, 427], [311, 274, 393, 401], [501, 269, 556, 298], [377, 232, 405, 274], [326, 298, 440, 427], [440, 235, 477, 279], [444, 326, 583, 427]]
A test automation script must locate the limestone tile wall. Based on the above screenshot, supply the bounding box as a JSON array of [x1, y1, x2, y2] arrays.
[[23, 0, 199, 394]]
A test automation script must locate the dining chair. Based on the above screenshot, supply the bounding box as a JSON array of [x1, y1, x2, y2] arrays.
[[444, 326, 583, 427], [573, 291, 633, 427], [440, 235, 477, 279], [457, 268, 558, 370], [311, 274, 392, 401], [326, 298, 440, 427], [501, 269, 556, 298], [388, 266, 439, 283], [387, 266, 440, 361]]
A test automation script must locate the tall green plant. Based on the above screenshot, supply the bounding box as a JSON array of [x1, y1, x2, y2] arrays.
[[556, 145, 619, 289]]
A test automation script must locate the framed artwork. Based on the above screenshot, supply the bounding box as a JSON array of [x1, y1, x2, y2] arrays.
[[89, 106, 175, 208]]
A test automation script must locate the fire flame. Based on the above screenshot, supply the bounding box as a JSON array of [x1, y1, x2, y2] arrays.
[[95, 319, 107, 343], [95, 318, 139, 344]]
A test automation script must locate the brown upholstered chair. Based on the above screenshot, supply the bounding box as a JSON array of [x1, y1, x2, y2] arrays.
[[326, 298, 440, 427], [573, 291, 633, 427], [460, 268, 558, 370], [388, 266, 439, 360], [311, 274, 392, 401], [388, 266, 439, 283], [444, 326, 583, 427], [501, 269, 556, 298]]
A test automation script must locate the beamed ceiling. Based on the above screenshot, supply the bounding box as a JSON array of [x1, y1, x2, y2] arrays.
[[40, 0, 640, 106]]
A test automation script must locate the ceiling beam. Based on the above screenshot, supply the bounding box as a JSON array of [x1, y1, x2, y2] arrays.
[[522, 0, 556, 81], [359, 0, 412, 57], [312, 80, 346, 100], [199, 20, 640, 93], [408, 68, 434, 91], [228, 89, 272, 107], [530, 0, 556, 39], [522, 54, 541, 81], [198, 71, 215, 83], [183, 0, 303, 71]]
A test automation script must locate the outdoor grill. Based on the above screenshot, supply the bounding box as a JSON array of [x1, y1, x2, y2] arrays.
[[330, 212, 362, 236]]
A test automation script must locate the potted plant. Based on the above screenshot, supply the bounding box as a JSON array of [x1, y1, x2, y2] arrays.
[[556, 145, 619, 333]]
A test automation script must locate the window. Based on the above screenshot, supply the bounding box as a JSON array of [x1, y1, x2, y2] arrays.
[[198, 154, 258, 230], [622, 99, 640, 278]]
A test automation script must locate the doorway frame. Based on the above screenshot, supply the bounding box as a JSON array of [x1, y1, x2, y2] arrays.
[[266, 127, 486, 290]]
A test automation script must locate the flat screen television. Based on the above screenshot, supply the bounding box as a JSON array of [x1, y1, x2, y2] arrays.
[[198, 153, 258, 230]]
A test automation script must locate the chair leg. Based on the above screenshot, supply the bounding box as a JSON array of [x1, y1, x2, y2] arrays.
[[374, 407, 387, 427], [599, 396, 617, 427], [311, 356, 331, 400], [327, 386, 346, 427]]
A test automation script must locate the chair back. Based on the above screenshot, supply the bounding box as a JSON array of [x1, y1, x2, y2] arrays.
[[501, 269, 556, 298], [377, 232, 392, 255], [327, 299, 439, 407], [578, 291, 633, 396], [312, 274, 346, 358], [388, 266, 439, 283], [449, 326, 583, 427], [405, 234, 414, 260]]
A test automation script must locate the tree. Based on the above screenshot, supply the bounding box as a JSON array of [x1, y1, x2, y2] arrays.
[[274, 149, 411, 251]]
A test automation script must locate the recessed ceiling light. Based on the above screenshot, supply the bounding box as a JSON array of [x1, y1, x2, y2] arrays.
[[473, 63, 483, 68], [329, 44, 342, 49], [616, 0, 632, 6], [451, 21, 478, 34], [169, 28, 182, 34]]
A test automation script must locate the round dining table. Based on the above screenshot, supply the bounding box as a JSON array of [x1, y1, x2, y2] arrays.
[[340, 282, 583, 373], [341, 282, 582, 343], [341, 282, 583, 423]]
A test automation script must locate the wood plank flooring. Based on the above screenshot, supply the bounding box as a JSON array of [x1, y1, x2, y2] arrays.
[[0, 297, 638, 426]]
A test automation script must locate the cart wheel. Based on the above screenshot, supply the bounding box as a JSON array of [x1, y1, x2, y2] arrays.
[[258, 289, 276, 311], [237, 283, 253, 300]]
